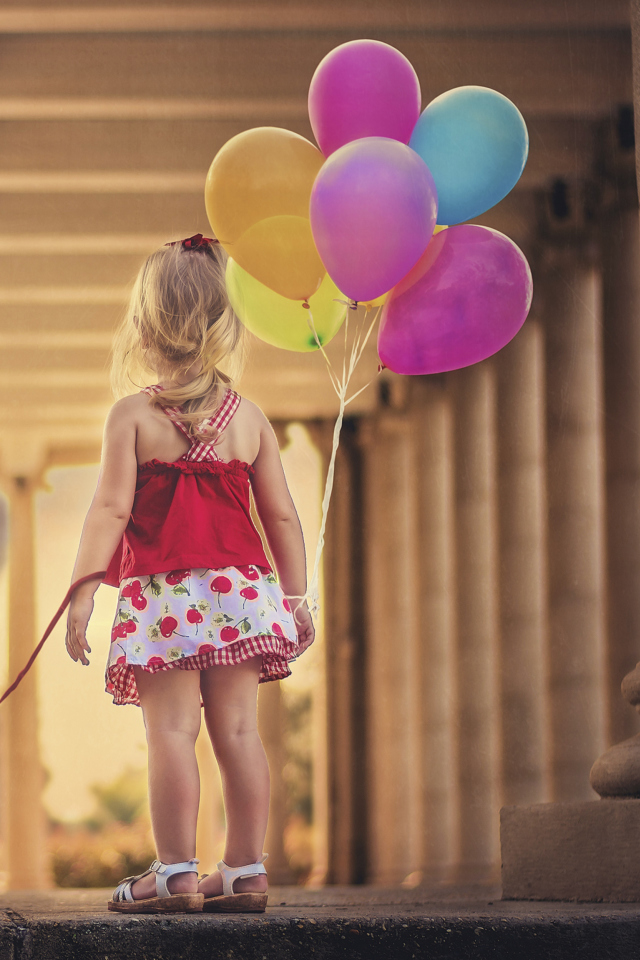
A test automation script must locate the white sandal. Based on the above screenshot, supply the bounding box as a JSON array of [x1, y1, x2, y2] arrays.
[[202, 854, 268, 913], [108, 858, 204, 913]]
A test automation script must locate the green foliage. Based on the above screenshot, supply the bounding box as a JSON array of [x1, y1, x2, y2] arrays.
[[85, 767, 148, 829], [283, 690, 313, 823], [50, 819, 155, 889], [50, 767, 153, 888]]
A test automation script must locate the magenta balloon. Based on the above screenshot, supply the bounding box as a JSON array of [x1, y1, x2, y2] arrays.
[[308, 40, 422, 157], [378, 225, 533, 375], [310, 138, 438, 303]]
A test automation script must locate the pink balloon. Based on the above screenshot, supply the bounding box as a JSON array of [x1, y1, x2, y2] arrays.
[[378, 225, 533, 375], [310, 138, 438, 303], [308, 39, 422, 157]]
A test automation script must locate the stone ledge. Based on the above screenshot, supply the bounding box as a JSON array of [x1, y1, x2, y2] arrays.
[[501, 798, 640, 901], [0, 886, 640, 960]]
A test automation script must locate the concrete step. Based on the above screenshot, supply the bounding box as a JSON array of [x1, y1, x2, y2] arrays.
[[0, 885, 639, 960]]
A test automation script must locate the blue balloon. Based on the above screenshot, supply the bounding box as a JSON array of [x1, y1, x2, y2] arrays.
[[409, 86, 529, 225]]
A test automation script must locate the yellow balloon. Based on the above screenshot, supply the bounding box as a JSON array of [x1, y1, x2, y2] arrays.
[[206, 128, 325, 301], [362, 291, 389, 309], [226, 259, 345, 353], [232, 215, 322, 303]]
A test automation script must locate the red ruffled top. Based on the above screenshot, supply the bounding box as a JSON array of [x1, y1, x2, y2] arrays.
[[104, 456, 271, 587]]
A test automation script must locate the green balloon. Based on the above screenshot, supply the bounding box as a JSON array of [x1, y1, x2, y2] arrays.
[[226, 259, 346, 352]]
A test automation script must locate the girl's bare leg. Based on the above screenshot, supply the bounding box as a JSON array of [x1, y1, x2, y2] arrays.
[[130, 666, 202, 899], [198, 657, 269, 896]]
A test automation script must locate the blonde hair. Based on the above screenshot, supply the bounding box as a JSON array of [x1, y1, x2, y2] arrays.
[[111, 240, 244, 441]]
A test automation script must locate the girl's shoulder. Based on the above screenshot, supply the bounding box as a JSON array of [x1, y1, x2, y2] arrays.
[[234, 394, 269, 429], [107, 392, 151, 424]]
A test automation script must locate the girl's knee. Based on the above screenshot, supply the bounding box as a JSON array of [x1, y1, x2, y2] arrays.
[[207, 719, 261, 757], [145, 716, 201, 747]]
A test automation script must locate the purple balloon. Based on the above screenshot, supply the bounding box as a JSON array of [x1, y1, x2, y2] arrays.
[[378, 224, 533, 375], [308, 40, 422, 157], [310, 138, 438, 303]]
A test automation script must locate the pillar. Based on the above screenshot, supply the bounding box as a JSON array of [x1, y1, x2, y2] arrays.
[[630, 1, 640, 191], [452, 361, 502, 878], [543, 242, 607, 800], [3, 465, 50, 888], [318, 420, 367, 884], [410, 378, 458, 881], [496, 321, 551, 805], [601, 170, 640, 745], [361, 411, 421, 885]]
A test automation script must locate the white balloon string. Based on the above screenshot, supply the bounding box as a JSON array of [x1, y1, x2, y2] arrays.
[[287, 303, 382, 627]]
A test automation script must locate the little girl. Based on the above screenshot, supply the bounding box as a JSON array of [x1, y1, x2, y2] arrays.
[[65, 234, 314, 914]]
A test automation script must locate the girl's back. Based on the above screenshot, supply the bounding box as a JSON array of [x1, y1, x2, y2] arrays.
[[122, 390, 264, 468]]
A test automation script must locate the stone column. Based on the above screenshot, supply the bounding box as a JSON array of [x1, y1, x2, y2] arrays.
[[631, 0, 640, 191], [601, 166, 640, 745], [257, 680, 293, 883], [543, 242, 607, 800], [1, 444, 51, 888], [496, 321, 551, 805], [410, 378, 458, 881], [317, 420, 366, 884], [361, 411, 421, 885], [451, 362, 502, 878]]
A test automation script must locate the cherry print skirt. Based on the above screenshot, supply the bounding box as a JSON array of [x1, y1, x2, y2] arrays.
[[106, 565, 299, 706]]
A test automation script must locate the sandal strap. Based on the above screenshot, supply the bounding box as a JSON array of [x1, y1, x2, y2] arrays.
[[217, 854, 268, 897], [151, 858, 200, 898], [113, 868, 152, 903], [111, 859, 199, 902]]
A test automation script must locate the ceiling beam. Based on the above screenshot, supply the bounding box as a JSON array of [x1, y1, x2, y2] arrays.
[[0, 332, 112, 348], [0, 171, 203, 193], [0, 4, 629, 35], [0, 287, 129, 304], [0, 97, 307, 121], [0, 234, 166, 254]]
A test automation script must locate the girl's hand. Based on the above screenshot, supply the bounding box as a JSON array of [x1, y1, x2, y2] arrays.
[[292, 600, 315, 656], [65, 594, 94, 665]]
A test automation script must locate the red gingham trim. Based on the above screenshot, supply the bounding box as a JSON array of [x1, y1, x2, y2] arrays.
[[142, 386, 241, 462], [106, 633, 296, 707]]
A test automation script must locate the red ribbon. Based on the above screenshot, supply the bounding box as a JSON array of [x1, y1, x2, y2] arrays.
[[0, 571, 107, 707], [165, 234, 219, 251]]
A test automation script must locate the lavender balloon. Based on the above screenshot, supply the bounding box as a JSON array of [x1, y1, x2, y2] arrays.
[[310, 137, 438, 303], [308, 39, 422, 157], [378, 224, 533, 375]]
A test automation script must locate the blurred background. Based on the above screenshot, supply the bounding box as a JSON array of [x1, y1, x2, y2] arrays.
[[0, 0, 636, 890]]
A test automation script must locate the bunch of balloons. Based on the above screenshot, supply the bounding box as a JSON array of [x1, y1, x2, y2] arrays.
[[206, 39, 533, 374]]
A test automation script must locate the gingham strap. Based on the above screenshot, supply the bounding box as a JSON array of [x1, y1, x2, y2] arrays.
[[144, 385, 240, 462]]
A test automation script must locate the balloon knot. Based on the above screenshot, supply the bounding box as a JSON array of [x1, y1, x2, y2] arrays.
[[349, 300, 359, 311], [302, 301, 311, 310], [378, 363, 387, 374]]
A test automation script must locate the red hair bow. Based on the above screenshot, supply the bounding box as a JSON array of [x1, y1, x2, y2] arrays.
[[165, 234, 219, 251]]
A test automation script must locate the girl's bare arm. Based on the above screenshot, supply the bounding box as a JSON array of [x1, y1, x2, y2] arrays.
[[66, 400, 138, 664], [250, 418, 315, 653]]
